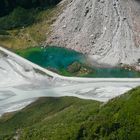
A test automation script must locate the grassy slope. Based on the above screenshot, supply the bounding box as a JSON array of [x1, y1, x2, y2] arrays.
[[0, 87, 140, 140], [0, 1, 67, 50], [0, 97, 100, 140]]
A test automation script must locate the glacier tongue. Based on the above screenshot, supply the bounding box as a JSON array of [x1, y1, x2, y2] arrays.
[[0, 46, 140, 116], [0, 47, 57, 115]]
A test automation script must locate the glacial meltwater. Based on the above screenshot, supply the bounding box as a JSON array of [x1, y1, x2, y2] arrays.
[[16, 46, 140, 78]]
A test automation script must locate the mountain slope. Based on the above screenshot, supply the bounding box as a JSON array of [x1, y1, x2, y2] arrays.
[[0, 0, 66, 49], [47, 0, 140, 66], [0, 97, 100, 140], [0, 87, 140, 140]]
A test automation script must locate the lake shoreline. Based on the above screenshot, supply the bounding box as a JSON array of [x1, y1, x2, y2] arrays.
[[16, 46, 140, 78]]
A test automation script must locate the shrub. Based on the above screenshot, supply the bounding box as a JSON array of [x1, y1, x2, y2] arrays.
[[0, 7, 34, 30]]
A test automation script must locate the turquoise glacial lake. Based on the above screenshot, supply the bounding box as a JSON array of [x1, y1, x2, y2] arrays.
[[16, 46, 140, 78]]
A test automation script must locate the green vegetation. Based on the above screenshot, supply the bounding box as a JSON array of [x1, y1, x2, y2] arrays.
[[0, 0, 66, 50], [0, 97, 100, 140], [0, 0, 61, 17], [59, 62, 94, 77], [0, 7, 59, 49], [0, 30, 9, 35], [67, 61, 93, 76], [0, 7, 34, 30], [0, 87, 140, 140]]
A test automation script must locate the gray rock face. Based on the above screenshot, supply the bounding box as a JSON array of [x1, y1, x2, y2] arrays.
[[47, 0, 140, 66]]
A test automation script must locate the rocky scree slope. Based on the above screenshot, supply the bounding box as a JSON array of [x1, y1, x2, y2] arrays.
[[47, 0, 140, 67]]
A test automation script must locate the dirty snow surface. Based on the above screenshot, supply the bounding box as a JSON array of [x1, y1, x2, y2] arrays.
[[47, 0, 140, 66], [0, 47, 140, 116]]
